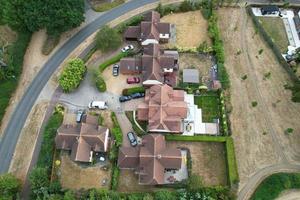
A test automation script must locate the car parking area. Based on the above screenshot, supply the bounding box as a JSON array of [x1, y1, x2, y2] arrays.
[[102, 64, 143, 95]]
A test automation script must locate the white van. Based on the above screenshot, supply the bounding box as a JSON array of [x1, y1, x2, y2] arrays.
[[88, 101, 108, 109]]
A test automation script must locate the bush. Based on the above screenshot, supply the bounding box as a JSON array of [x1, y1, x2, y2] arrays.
[[37, 111, 63, 173], [217, 62, 230, 89], [111, 166, 120, 191], [29, 167, 50, 199], [58, 58, 86, 93], [251, 101, 258, 107], [95, 25, 122, 52], [0, 31, 31, 124], [251, 173, 300, 200], [291, 82, 300, 102], [122, 86, 145, 95], [99, 52, 128, 72], [0, 173, 21, 200], [110, 112, 123, 147], [95, 74, 106, 92], [154, 190, 175, 200]]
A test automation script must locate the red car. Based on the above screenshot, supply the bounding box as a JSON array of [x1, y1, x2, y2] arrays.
[[127, 77, 140, 84]]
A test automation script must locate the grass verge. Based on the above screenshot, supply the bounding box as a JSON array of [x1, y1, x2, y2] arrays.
[[251, 173, 300, 200], [0, 31, 31, 125], [41, 34, 60, 55], [125, 111, 146, 136], [122, 86, 145, 96], [99, 52, 128, 72], [93, 0, 125, 12]]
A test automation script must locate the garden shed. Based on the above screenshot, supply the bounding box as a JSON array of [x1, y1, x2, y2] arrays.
[[183, 69, 200, 83]]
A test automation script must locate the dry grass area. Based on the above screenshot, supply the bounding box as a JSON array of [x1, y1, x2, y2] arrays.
[[218, 8, 300, 191], [179, 53, 213, 82], [118, 169, 156, 192], [9, 102, 49, 183], [99, 110, 113, 128], [161, 11, 210, 48], [166, 141, 228, 186], [59, 153, 111, 190], [0, 25, 17, 46], [276, 189, 300, 200]]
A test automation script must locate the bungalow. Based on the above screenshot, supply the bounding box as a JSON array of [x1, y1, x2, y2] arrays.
[[124, 11, 171, 45], [118, 134, 183, 185], [55, 115, 110, 163]]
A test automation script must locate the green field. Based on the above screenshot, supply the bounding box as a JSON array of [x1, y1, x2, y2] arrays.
[[194, 94, 220, 122], [259, 17, 289, 53]]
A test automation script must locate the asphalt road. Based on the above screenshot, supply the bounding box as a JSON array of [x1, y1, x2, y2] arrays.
[[0, 0, 157, 173]]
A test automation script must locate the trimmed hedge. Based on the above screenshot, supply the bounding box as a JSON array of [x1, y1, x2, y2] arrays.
[[251, 173, 300, 200], [246, 6, 299, 82], [99, 52, 127, 72], [36, 110, 64, 173], [116, 15, 144, 33], [122, 86, 145, 96], [165, 135, 239, 187], [111, 165, 120, 191], [95, 75, 106, 92], [110, 112, 123, 147]]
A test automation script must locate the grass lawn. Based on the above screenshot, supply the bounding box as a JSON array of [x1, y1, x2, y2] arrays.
[[194, 94, 220, 122], [92, 0, 125, 12], [125, 111, 147, 136], [259, 17, 289, 53]]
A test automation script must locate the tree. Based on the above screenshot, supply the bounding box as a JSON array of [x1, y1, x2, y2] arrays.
[[0, 173, 21, 200], [95, 25, 122, 52], [29, 167, 50, 199], [58, 58, 86, 93], [154, 190, 175, 200]]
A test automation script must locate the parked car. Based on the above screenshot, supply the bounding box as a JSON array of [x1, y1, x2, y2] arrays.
[[119, 95, 132, 102], [121, 45, 134, 53], [130, 92, 145, 99], [88, 101, 108, 109], [127, 132, 137, 147], [127, 77, 140, 84], [113, 64, 119, 76], [76, 109, 84, 123]]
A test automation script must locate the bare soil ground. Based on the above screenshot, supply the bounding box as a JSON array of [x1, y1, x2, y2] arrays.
[[179, 53, 213, 83], [276, 190, 300, 200], [8, 102, 48, 184], [218, 8, 300, 191], [161, 11, 211, 48], [118, 169, 156, 192], [59, 153, 111, 190], [99, 110, 113, 128], [167, 141, 228, 186]]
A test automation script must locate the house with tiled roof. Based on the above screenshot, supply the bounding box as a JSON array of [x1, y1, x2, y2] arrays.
[[137, 84, 188, 133], [120, 43, 179, 87], [118, 134, 183, 185], [55, 115, 110, 162], [124, 11, 171, 45]]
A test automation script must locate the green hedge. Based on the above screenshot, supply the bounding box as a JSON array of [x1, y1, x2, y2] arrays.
[[95, 75, 106, 92], [246, 6, 299, 83], [110, 112, 123, 147], [165, 135, 239, 187], [111, 165, 120, 191], [116, 15, 144, 33], [125, 111, 146, 136], [122, 86, 145, 96], [0, 31, 31, 125], [36, 110, 63, 173], [251, 173, 300, 200], [99, 52, 127, 72]]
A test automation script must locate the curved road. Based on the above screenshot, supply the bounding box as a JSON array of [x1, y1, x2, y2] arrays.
[[0, 0, 157, 173]]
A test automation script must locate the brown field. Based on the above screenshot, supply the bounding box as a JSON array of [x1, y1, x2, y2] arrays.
[[161, 11, 210, 48], [167, 141, 228, 186], [59, 153, 111, 190], [217, 8, 300, 190]]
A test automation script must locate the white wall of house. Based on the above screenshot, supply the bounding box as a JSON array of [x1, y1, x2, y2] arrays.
[[104, 129, 109, 152], [143, 80, 163, 85], [142, 39, 159, 46]]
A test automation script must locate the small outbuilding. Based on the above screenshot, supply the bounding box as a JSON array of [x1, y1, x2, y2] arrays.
[[183, 69, 199, 83], [260, 5, 279, 15]]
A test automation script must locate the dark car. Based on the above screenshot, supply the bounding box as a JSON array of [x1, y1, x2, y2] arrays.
[[130, 92, 145, 99], [127, 132, 137, 147], [119, 95, 132, 102], [113, 64, 119, 76]]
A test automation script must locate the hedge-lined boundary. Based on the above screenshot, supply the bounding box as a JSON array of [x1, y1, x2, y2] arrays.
[[99, 52, 127, 72], [122, 86, 145, 96], [246, 6, 299, 82], [165, 134, 239, 187]]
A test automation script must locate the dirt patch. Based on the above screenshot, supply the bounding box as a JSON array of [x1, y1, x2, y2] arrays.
[[218, 7, 300, 191], [161, 11, 211, 48], [59, 153, 111, 190], [100, 110, 113, 129], [166, 141, 228, 186], [118, 169, 156, 192], [63, 112, 77, 125], [179, 53, 213, 83], [8, 102, 49, 184], [0, 25, 17, 46]]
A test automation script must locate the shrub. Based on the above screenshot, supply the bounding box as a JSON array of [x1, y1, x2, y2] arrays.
[[29, 167, 50, 199], [154, 190, 175, 200], [217, 62, 230, 89], [95, 25, 122, 52], [251, 101, 258, 107], [111, 166, 120, 191], [285, 128, 294, 135], [122, 86, 145, 95], [241, 75, 248, 80], [58, 58, 86, 93], [111, 112, 123, 147], [99, 52, 128, 72], [37, 111, 63, 173], [0, 173, 21, 200], [95, 75, 106, 92], [251, 173, 300, 200]]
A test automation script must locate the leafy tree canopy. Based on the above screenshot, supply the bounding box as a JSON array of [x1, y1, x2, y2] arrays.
[[95, 25, 122, 52], [0, 0, 85, 35], [0, 173, 21, 200]]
